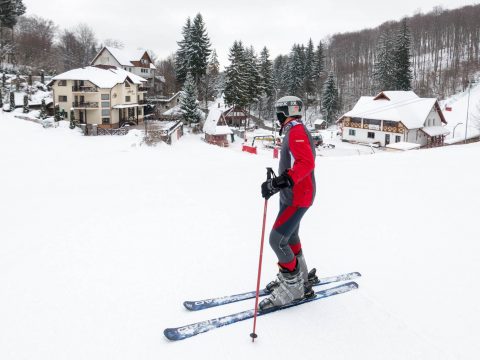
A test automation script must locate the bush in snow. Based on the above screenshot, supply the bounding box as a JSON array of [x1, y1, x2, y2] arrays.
[[23, 95, 29, 113], [69, 110, 76, 129], [40, 99, 47, 119]]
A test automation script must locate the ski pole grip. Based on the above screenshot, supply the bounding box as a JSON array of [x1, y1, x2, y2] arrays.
[[266, 167, 275, 180]]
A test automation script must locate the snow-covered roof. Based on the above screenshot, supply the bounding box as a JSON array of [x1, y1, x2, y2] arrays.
[[341, 91, 445, 129], [50, 66, 147, 89], [421, 126, 450, 137], [92, 47, 157, 70], [386, 141, 421, 151], [203, 108, 232, 135], [156, 92, 182, 103], [314, 119, 326, 125]]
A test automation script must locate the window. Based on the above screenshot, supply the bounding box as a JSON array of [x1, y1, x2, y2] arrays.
[[102, 118, 110, 124], [348, 129, 356, 136], [126, 96, 131, 102], [395, 136, 401, 143], [102, 109, 110, 117], [58, 80, 67, 86], [58, 95, 67, 102], [101, 101, 110, 108], [138, 107, 143, 115], [101, 94, 110, 100], [125, 82, 130, 87], [367, 132, 375, 139]]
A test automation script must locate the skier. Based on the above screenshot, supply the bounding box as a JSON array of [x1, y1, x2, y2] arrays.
[[260, 96, 316, 310]]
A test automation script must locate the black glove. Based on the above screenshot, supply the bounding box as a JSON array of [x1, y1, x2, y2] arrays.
[[261, 172, 294, 200]]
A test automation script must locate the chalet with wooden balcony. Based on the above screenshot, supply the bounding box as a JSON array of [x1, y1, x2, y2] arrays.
[[337, 91, 449, 148], [49, 65, 148, 128], [91, 47, 159, 93]]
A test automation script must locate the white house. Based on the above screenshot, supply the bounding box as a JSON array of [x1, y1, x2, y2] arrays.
[[91, 47, 158, 93], [49, 65, 148, 128], [338, 91, 449, 147]]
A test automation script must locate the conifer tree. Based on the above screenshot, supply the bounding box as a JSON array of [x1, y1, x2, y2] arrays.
[[2, 72, 5, 88], [259, 46, 274, 98], [287, 45, 304, 97], [23, 94, 28, 113], [373, 30, 396, 91], [0, 88, 3, 107], [313, 41, 326, 97], [394, 18, 413, 91], [189, 13, 212, 86], [304, 39, 315, 97], [9, 91, 14, 111], [244, 46, 261, 106], [175, 17, 192, 84], [224, 41, 248, 109], [201, 49, 220, 108], [180, 72, 201, 126], [321, 73, 339, 125]]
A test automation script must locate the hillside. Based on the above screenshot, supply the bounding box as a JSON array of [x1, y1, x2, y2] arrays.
[[0, 111, 479, 359], [324, 4, 480, 110]]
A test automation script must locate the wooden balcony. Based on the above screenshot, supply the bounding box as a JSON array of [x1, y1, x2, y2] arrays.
[[72, 101, 99, 109], [138, 86, 148, 92], [72, 86, 98, 93]]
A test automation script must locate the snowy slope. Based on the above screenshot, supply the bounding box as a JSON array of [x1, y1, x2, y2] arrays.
[[442, 80, 480, 142], [0, 111, 479, 360]]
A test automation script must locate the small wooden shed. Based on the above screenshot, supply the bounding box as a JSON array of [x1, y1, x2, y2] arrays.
[[203, 108, 233, 147]]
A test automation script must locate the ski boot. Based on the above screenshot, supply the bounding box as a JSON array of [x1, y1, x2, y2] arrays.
[[266, 251, 317, 298], [259, 263, 304, 311]]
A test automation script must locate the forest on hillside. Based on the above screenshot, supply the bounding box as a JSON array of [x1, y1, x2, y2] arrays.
[[323, 4, 480, 110]]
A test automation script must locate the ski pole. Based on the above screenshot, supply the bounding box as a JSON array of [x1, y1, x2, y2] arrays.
[[250, 167, 274, 342]]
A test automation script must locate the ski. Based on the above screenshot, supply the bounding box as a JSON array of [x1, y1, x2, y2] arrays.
[[183, 271, 361, 311], [165, 281, 359, 341]]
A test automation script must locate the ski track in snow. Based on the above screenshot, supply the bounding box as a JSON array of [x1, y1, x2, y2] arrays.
[[0, 110, 479, 360]]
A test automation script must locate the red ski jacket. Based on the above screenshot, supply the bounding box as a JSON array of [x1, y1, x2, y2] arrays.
[[278, 119, 316, 207]]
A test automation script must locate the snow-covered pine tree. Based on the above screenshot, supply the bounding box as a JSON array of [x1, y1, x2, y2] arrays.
[[244, 47, 261, 105], [0, 0, 26, 29], [224, 41, 248, 109], [9, 91, 14, 111], [303, 39, 316, 108], [244, 46, 261, 128], [201, 49, 220, 108], [189, 13, 212, 87], [313, 41, 326, 98], [40, 98, 47, 119], [394, 18, 413, 91], [258, 46, 275, 120], [180, 72, 201, 126], [23, 94, 28, 113], [373, 30, 396, 91], [321, 73, 340, 125], [175, 17, 192, 84], [273, 55, 288, 95], [286, 45, 304, 97]]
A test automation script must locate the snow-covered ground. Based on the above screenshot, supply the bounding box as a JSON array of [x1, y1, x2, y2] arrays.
[[1, 110, 479, 360]]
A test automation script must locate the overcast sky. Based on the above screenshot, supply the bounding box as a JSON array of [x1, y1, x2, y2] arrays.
[[24, 0, 477, 68]]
